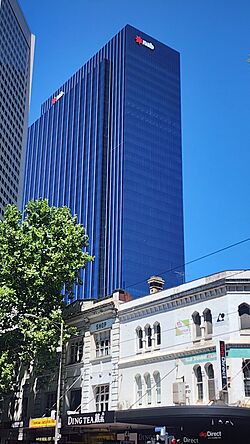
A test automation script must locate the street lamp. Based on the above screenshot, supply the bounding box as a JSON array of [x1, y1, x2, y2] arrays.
[[24, 313, 63, 444]]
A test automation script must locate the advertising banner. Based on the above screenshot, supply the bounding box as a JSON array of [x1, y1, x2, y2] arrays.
[[29, 418, 56, 428], [175, 320, 190, 336], [219, 341, 228, 391]]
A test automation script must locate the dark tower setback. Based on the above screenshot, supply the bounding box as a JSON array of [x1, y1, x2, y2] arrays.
[[23, 25, 184, 300], [0, 0, 34, 215]]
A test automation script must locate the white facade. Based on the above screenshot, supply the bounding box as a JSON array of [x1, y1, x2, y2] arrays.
[[29, 270, 250, 418], [63, 291, 125, 415], [118, 270, 250, 410]]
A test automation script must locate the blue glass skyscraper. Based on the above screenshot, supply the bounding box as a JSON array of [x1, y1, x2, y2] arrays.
[[23, 25, 184, 299]]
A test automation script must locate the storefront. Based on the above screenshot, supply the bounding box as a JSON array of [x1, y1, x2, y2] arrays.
[[62, 406, 250, 444], [2, 406, 249, 444], [116, 405, 250, 443], [1, 418, 55, 444], [62, 410, 155, 444]]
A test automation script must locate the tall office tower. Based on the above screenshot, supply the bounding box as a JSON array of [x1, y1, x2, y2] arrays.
[[23, 25, 184, 299], [0, 0, 34, 215]]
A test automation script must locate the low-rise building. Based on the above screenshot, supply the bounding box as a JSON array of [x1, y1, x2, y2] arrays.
[[2, 270, 250, 444], [118, 270, 250, 410], [63, 289, 130, 415]]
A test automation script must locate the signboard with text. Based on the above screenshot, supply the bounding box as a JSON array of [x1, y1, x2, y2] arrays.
[[175, 319, 190, 336], [90, 318, 114, 333], [63, 410, 115, 427], [29, 418, 56, 428], [219, 341, 228, 391]]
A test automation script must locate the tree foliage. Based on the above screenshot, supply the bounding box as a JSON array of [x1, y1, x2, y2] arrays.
[[0, 199, 93, 397]]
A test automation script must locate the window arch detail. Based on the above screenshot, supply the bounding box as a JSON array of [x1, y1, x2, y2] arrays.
[[154, 322, 161, 346], [144, 373, 152, 404], [153, 371, 161, 403], [192, 311, 201, 339], [203, 308, 213, 336], [194, 365, 203, 401], [205, 362, 215, 401], [135, 374, 142, 405], [239, 303, 250, 330], [145, 324, 152, 348], [136, 322, 161, 351], [136, 326, 143, 350]]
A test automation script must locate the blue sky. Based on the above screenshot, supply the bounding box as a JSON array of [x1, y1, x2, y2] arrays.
[[19, 0, 250, 284]]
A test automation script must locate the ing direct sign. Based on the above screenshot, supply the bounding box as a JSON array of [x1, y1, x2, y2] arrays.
[[219, 340, 228, 391]]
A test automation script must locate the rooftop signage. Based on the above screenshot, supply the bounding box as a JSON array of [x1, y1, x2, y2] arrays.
[[135, 35, 154, 50], [51, 91, 64, 105]]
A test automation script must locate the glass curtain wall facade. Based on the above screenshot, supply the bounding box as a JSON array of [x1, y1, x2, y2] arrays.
[[0, 0, 34, 215], [23, 25, 184, 300]]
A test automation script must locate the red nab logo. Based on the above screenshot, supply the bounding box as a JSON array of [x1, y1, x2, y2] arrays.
[[135, 35, 143, 45], [51, 91, 64, 105], [135, 35, 154, 50]]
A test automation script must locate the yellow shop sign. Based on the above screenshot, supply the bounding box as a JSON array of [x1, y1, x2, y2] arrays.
[[29, 417, 56, 428]]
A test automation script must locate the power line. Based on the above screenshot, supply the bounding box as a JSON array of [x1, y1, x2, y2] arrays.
[[125, 237, 250, 291], [130, 356, 250, 410], [128, 366, 176, 409], [118, 328, 245, 362], [62, 269, 249, 408], [61, 328, 249, 410], [56, 325, 249, 413], [119, 308, 240, 347]]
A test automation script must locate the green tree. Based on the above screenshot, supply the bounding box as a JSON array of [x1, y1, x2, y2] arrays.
[[0, 199, 93, 397]]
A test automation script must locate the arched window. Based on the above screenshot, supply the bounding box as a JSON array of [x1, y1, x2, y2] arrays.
[[194, 365, 203, 401], [238, 303, 250, 330], [145, 325, 152, 347], [243, 360, 250, 396], [153, 371, 161, 404], [205, 363, 215, 401], [135, 374, 142, 405], [136, 327, 143, 350], [203, 308, 213, 336], [192, 311, 201, 339], [144, 373, 152, 404], [154, 322, 161, 346]]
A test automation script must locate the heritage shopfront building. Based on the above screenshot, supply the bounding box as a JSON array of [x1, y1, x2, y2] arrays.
[[61, 406, 250, 444]]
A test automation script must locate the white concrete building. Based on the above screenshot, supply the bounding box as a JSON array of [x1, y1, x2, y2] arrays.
[[118, 270, 250, 410], [63, 290, 130, 415], [16, 270, 250, 421], [3, 270, 250, 444], [61, 270, 250, 416]]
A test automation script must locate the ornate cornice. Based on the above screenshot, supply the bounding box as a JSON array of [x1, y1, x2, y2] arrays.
[[119, 345, 216, 368], [65, 301, 117, 324], [119, 285, 227, 322]]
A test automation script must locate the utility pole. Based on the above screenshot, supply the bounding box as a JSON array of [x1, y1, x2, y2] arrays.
[[54, 320, 63, 444]]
